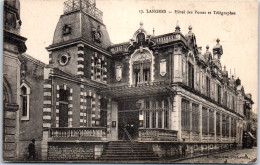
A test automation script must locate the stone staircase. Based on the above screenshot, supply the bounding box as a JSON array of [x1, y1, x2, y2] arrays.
[[100, 141, 160, 161]]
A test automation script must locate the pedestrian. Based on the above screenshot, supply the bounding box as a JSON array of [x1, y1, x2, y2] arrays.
[[27, 139, 36, 160], [182, 139, 187, 157]]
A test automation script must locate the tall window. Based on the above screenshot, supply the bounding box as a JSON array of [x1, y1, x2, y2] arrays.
[[217, 85, 221, 104], [188, 62, 194, 88], [222, 114, 226, 137], [216, 112, 220, 135], [209, 110, 214, 134], [206, 77, 210, 97], [164, 100, 169, 129], [21, 84, 30, 120], [59, 89, 69, 127], [145, 101, 150, 128], [232, 96, 235, 111], [86, 96, 92, 127], [152, 101, 156, 128], [133, 60, 151, 86], [231, 118, 236, 137], [226, 116, 229, 137], [192, 103, 199, 132], [202, 107, 208, 134], [181, 99, 190, 131], [223, 91, 227, 107], [158, 102, 162, 128], [100, 99, 108, 127]]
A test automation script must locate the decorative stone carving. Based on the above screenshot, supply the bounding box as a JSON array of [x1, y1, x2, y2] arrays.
[[160, 59, 166, 76], [62, 24, 71, 36], [92, 25, 102, 43], [116, 65, 122, 81]]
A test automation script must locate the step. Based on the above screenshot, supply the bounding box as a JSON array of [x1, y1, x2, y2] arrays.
[[102, 153, 155, 156], [100, 141, 159, 161], [100, 157, 159, 160]]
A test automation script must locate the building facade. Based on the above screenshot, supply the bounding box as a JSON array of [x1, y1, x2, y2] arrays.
[[3, 0, 255, 161], [3, 0, 27, 160]]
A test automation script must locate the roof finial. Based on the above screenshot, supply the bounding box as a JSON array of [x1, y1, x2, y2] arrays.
[[188, 25, 192, 33], [216, 38, 220, 44], [206, 45, 209, 51], [175, 20, 180, 32], [224, 65, 226, 71], [153, 28, 155, 36], [140, 21, 144, 29]]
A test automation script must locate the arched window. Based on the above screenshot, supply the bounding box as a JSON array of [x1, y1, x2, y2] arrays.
[[131, 50, 152, 86], [21, 83, 30, 120]]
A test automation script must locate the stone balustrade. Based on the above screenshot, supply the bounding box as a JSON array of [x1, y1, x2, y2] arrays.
[[49, 127, 107, 141], [139, 128, 177, 141]]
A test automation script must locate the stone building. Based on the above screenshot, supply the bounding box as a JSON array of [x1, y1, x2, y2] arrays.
[[3, 0, 255, 161], [40, 0, 251, 160], [3, 0, 27, 160]]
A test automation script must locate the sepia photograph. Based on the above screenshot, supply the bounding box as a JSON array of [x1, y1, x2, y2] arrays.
[[2, 0, 258, 163]]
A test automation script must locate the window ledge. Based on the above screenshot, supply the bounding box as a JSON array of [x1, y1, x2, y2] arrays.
[[21, 117, 29, 121]]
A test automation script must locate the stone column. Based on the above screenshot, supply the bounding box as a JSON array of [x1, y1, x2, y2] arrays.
[[110, 101, 118, 141], [229, 117, 231, 141], [220, 112, 222, 142], [171, 94, 181, 140], [214, 110, 216, 141], [189, 101, 193, 141]]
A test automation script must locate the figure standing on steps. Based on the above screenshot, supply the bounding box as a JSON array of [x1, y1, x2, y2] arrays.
[[182, 138, 187, 157], [27, 139, 36, 160]]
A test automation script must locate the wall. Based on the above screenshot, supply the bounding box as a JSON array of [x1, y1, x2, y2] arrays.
[[18, 55, 45, 160], [48, 142, 95, 160]]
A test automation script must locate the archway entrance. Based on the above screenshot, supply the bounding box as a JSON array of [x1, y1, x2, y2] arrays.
[[118, 101, 139, 140]]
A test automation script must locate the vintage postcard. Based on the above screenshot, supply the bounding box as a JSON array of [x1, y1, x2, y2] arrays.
[[2, 0, 258, 163]]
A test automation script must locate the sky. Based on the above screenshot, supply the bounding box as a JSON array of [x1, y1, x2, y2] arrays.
[[19, 0, 258, 112]]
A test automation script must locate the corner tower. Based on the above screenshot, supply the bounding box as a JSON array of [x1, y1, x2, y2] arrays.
[[46, 0, 111, 82]]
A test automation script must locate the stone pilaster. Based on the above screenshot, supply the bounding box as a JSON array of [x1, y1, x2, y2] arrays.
[[42, 67, 53, 160], [91, 93, 96, 126], [68, 88, 73, 127], [173, 47, 183, 82], [220, 112, 222, 142], [79, 84, 85, 127], [55, 85, 60, 127], [214, 110, 216, 141], [77, 44, 84, 76], [172, 94, 181, 140], [111, 101, 118, 140]]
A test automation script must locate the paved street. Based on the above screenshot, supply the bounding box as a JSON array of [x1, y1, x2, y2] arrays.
[[174, 147, 257, 164]]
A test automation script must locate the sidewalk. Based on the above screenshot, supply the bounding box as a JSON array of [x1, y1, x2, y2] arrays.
[[174, 147, 257, 164]]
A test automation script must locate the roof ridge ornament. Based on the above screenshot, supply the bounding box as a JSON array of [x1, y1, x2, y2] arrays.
[[188, 25, 192, 33], [206, 45, 209, 52], [139, 21, 144, 29], [175, 20, 180, 32]]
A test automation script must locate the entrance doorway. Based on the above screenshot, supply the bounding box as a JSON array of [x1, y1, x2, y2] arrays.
[[118, 110, 139, 140]]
